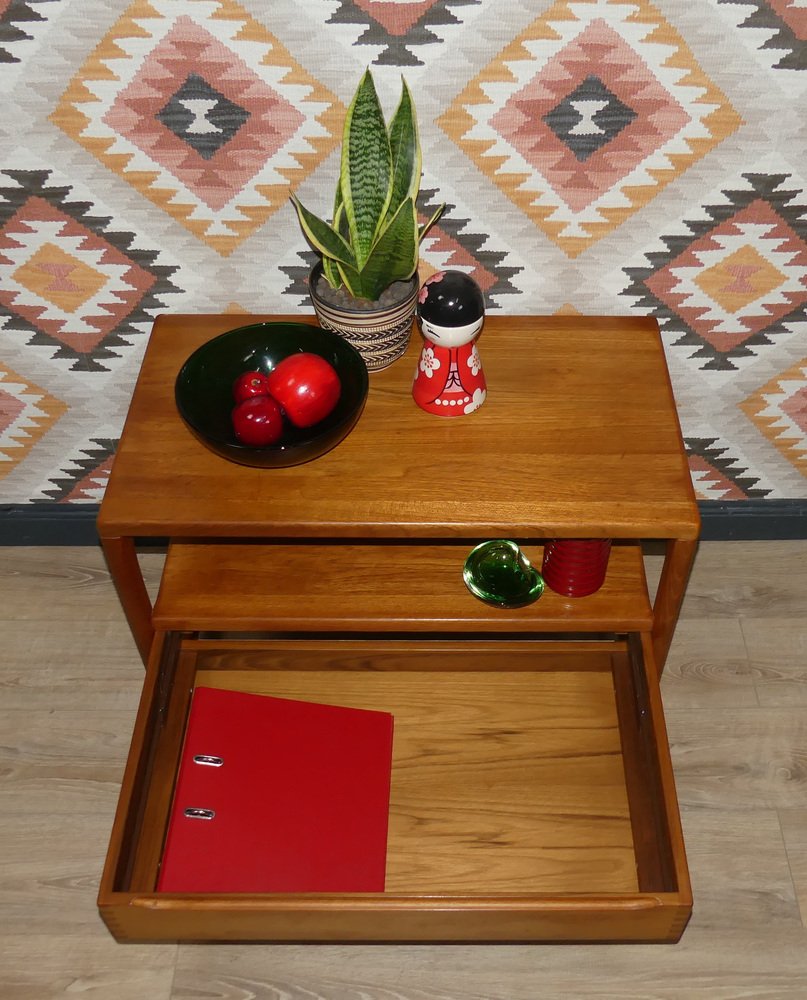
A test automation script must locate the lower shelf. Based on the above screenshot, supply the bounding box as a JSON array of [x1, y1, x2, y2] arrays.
[[98, 633, 691, 943], [152, 541, 653, 633]]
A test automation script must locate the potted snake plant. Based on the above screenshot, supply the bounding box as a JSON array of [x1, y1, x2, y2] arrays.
[[291, 69, 443, 371]]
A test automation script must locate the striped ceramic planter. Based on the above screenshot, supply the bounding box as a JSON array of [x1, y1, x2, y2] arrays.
[[308, 263, 419, 372]]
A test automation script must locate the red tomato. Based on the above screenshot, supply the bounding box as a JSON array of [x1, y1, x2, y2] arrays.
[[233, 370, 270, 403], [266, 353, 341, 428], [231, 395, 284, 446]]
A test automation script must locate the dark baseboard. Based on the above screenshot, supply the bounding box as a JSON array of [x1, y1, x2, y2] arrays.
[[0, 505, 104, 546], [1, 500, 806, 545], [697, 500, 807, 540]]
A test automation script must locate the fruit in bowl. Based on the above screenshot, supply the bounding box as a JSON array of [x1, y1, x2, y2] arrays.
[[233, 370, 271, 403], [175, 322, 368, 468], [266, 353, 341, 428], [229, 352, 341, 444], [231, 395, 284, 446]]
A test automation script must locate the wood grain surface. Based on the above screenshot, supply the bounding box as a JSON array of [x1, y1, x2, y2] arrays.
[[98, 314, 699, 540], [153, 541, 652, 632], [194, 666, 637, 896], [3, 541, 807, 996]]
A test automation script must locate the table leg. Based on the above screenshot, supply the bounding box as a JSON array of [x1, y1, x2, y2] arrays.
[[652, 538, 698, 674], [101, 535, 154, 665]]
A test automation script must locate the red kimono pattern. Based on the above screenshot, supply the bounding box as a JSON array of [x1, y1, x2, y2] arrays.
[[412, 339, 487, 416]]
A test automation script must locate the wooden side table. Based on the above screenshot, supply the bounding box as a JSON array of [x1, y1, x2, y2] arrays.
[[97, 313, 699, 944]]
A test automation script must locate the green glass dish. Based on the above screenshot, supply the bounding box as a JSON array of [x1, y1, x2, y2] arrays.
[[175, 322, 369, 468], [463, 540, 544, 608]]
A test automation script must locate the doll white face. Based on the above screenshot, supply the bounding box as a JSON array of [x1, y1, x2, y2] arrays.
[[421, 316, 483, 347]]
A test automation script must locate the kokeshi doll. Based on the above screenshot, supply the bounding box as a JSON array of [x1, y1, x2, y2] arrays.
[[412, 270, 486, 417]]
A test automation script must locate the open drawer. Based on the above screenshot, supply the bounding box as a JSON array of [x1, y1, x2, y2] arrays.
[[98, 631, 690, 943]]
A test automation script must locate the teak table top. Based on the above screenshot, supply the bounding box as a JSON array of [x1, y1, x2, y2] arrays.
[[98, 313, 699, 541]]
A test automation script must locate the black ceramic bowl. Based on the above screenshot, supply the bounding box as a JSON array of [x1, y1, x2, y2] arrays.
[[175, 322, 369, 468]]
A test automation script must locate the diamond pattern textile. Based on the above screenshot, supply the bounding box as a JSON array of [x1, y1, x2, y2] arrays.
[[1, 0, 805, 507]]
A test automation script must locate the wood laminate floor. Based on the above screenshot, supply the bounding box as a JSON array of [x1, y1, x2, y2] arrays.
[[1, 541, 806, 999]]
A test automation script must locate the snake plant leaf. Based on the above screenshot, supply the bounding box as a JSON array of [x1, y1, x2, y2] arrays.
[[322, 198, 348, 288], [338, 197, 418, 301], [334, 260, 362, 299], [341, 69, 392, 270], [333, 193, 349, 238], [322, 256, 341, 289], [332, 180, 344, 229], [290, 194, 355, 268], [387, 77, 420, 220], [291, 69, 441, 304], [418, 202, 445, 241]]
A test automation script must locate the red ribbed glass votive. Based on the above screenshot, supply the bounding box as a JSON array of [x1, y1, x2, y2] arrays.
[[541, 539, 612, 598]]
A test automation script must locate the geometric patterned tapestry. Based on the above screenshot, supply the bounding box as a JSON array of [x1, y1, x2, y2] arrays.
[[2, 0, 806, 506]]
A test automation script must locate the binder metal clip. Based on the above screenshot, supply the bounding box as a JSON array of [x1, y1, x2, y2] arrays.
[[183, 807, 215, 820], [193, 755, 224, 767]]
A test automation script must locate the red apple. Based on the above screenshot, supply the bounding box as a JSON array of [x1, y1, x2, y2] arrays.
[[266, 352, 341, 428], [231, 395, 284, 447], [233, 370, 270, 403]]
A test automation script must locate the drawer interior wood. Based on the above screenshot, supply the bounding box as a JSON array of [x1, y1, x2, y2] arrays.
[[100, 634, 689, 944]]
